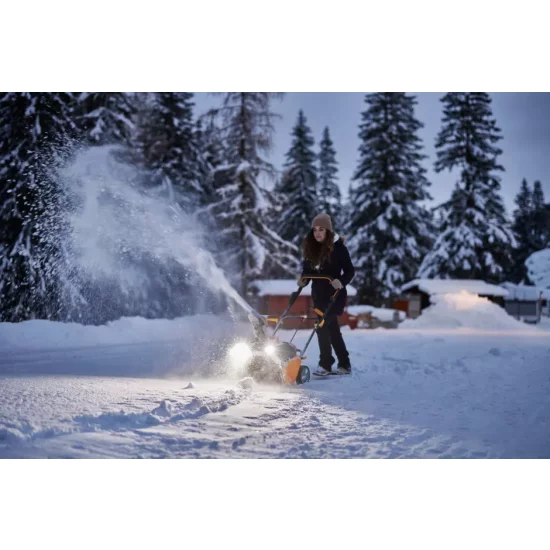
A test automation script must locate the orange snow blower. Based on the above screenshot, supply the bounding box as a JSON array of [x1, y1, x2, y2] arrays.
[[228, 276, 340, 385]]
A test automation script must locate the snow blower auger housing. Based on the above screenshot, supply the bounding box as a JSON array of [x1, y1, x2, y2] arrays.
[[228, 276, 340, 385]]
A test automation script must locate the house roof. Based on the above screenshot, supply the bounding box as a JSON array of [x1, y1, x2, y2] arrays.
[[501, 282, 550, 301], [252, 279, 358, 297], [401, 279, 509, 298]]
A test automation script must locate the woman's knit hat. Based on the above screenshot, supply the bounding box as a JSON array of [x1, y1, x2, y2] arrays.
[[311, 213, 333, 233]]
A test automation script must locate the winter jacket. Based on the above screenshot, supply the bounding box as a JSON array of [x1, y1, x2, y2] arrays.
[[301, 234, 355, 316]]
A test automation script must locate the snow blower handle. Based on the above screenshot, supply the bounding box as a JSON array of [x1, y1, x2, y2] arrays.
[[270, 285, 306, 334], [298, 276, 342, 358], [299, 275, 340, 299], [271, 277, 339, 336], [300, 275, 341, 319]]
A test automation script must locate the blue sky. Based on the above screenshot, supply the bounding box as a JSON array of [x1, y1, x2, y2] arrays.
[[193, 93, 550, 214]]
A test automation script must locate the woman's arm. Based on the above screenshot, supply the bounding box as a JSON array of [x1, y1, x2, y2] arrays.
[[300, 259, 312, 283], [339, 244, 355, 287]]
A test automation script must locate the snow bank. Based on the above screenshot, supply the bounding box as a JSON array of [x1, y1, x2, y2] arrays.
[[0, 314, 247, 352], [401, 291, 536, 331]]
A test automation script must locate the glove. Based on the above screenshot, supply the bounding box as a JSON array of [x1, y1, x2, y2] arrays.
[[297, 277, 308, 288], [331, 279, 343, 290]]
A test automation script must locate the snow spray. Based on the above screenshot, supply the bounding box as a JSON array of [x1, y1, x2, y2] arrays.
[[57, 145, 254, 319]]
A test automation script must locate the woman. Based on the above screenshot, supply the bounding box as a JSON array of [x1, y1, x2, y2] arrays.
[[299, 213, 355, 376]]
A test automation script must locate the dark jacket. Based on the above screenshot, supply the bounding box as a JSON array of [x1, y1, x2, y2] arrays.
[[301, 235, 355, 316]]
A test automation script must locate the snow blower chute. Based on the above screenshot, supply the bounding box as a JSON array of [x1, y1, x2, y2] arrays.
[[227, 276, 340, 385]]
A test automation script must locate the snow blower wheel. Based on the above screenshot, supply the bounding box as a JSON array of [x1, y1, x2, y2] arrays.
[[296, 365, 311, 385]]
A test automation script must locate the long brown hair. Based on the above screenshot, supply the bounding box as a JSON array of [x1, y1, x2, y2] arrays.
[[302, 229, 335, 267]]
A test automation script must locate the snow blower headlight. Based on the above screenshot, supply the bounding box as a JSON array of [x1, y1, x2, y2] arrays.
[[264, 344, 276, 356], [228, 342, 253, 361]]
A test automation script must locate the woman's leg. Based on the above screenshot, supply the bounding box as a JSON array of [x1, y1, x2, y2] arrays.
[[316, 317, 336, 371], [327, 315, 350, 368]]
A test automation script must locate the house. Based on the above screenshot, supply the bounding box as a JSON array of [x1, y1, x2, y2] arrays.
[[396, 279, 509, 319], [347, 305, 406, 329], [500, 282, 549, 323], [250, 279, 358, 330]]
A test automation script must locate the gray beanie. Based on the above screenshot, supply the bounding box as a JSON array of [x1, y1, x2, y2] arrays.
[[311, 213, 333, 233]]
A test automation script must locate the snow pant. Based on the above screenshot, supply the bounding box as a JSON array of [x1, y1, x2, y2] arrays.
[[316, 313, 350, 371]]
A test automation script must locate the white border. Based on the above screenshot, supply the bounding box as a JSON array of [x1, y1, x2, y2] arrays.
[[2, 1, 548, 90], [1, 460, 547, 549]]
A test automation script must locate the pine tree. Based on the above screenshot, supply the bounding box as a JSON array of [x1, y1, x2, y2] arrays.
[[134, 92, 201, 211], [194, 113, 226, 216], [75, 92, 138, 146], [318, 126, 342, 227], [347, 93, 434, 305], [208, 93, 299, 297], [0, 93, 77, 321], [510, 179, 533, 283], [419, 93, 515, 282], [275, 110, 318, 248], [532, 180, 548, 250], [509, 179, 549, 284], [433, 207, 447, 234]]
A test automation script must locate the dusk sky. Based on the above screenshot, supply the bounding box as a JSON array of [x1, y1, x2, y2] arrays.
[[194, 93, 550, 215]]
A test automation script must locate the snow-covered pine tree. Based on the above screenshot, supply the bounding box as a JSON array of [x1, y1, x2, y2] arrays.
[[419, 93, 515, 282], [544, 202, 550, 249], [134, 92, 202, 211], [509, 179, 534, 283], [317, 126, 342, 228], [433, 207, 447, 234], [194, 112, 226, 218], [275, 110, 318, 248], [208, 93, 299, 297], [347, 93, 434, 306], [532, 180, 548, 250], [0, 93, 77, 321], [75, 92, 138, 146]]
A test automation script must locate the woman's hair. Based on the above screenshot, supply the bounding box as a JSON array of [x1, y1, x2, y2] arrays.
[[302, 229, 335, 267]]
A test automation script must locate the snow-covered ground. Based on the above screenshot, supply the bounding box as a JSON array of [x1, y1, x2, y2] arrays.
[[1, 296, 549, 459]]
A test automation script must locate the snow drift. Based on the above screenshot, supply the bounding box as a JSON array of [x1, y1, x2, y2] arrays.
[[0, 313, 250, 353], [401, 291, 536, 331]]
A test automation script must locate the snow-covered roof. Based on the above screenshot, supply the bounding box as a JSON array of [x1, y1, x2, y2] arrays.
[[401, 279, 509, 298], [252, 279, 357, 297], [501, 282, 550, 301]]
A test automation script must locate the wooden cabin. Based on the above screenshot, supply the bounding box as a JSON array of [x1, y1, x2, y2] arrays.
[[395, 279, 509, 319], [500, 282, 549, 324], [250, 279, 358, 330]]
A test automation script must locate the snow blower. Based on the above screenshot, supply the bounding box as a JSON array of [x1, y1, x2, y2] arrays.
[[227, 276, 340, 385]]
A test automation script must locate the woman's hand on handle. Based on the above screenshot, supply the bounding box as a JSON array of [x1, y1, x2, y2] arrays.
[[331, 279, 343, 290]]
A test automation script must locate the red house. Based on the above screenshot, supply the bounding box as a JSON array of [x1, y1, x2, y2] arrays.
[[251, 279, 358, 330]]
